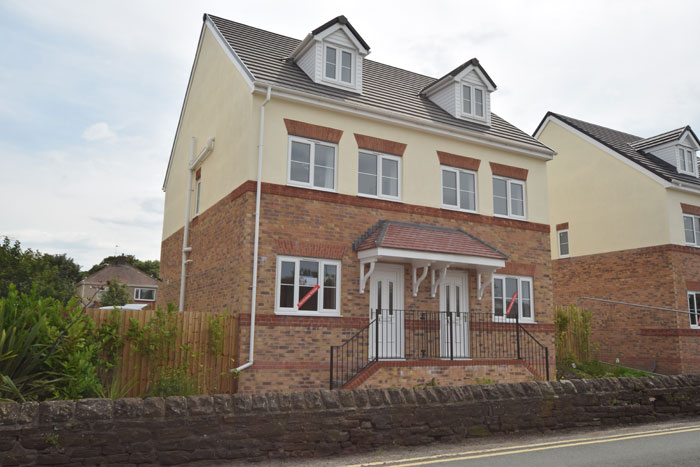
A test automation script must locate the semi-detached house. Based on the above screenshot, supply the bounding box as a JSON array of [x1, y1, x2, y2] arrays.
[[535, 112, 700, 375], [159, 14, 556, 393]]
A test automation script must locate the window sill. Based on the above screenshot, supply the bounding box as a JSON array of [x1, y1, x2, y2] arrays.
[[494, 213, 528, 221], [441, 204, 478, 214], [286, 182, 337, 194], [275, 310, 342, 318], [358, 193, 403, 203], [492, 317, 536, 325]]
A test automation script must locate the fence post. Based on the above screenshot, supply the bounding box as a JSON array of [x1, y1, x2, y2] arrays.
[[516, 310, 521, 360], [545, 346, 550, 380], [449, 311, 454, 361], [329, 346, 334, 390], [375, 309, 380, 362]]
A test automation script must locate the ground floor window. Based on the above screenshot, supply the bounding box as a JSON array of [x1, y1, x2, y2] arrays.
[[493, 275, 533, 323], [276, 256, 341, 315], [688, 291, 700, 328], [134, 288, 156, 301]]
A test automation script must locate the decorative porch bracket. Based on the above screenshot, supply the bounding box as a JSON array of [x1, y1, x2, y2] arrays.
[[430, 264, 450, 298], [411, 262, 430, 297], [477, 272, 494, 300], [359, 260, 376, 293]]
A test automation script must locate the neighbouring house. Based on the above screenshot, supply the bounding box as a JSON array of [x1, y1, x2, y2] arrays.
[[76, 262, 159, 308], [159, 14, 556, 393], [535, 112, 700, 374]]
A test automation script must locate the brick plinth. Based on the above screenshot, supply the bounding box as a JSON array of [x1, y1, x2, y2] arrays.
[[160, 181, 555, 393], [553, 245, 700, 374]]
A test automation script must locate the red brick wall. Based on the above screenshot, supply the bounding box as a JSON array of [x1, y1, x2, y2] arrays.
[[552, 246, 700, 374], [160, 181, 555, 393]]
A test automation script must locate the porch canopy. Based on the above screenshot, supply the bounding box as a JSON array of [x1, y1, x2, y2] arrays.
[[353, 220, 507, 299]]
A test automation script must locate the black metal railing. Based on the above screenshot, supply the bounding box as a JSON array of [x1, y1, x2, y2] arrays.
[[330, 309, 549, 389]]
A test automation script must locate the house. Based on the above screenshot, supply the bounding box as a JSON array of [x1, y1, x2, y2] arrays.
[[158, 14, 556, 393], [76, 261, 159, 308], [535, 112, 700, 374]]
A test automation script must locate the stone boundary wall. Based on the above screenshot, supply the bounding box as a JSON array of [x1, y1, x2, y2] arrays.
[[2, 375, 700, 465]]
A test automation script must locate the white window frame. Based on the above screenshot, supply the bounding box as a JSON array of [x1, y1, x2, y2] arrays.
[[461, 84, 486, 120], [678, 146, 697, 176], [194, 179, 201, 216], [683, 214, 700, 247], [492, 176, 527, 220], [323, 44, 355, 86], [357, 150, 402, 202], [492, 275, 534, 323], [558, 229, 570, 258], [440, 166, 478, 213], [134, 288, 156, 302], [287, 135, 338, 192], [688, 291, 700, 329], [275, 255, 341, 316]]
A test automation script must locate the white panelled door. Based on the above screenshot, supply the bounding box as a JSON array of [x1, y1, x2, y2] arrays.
[[369, 264, 404, 359], [440, 271, 470, 359]]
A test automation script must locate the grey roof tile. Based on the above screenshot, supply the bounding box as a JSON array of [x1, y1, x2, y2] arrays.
[[208, 14, 551, 154], [540, 112, 700, 187]]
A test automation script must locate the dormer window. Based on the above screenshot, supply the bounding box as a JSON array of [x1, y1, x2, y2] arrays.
[[324, 45, 353, 84], [679, 147, 697, 176], [462, 85, 485, 118]]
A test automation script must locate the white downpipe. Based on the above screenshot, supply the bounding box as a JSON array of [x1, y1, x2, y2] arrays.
[[234, 85, 271, 374], [179, 137, 196, 312]]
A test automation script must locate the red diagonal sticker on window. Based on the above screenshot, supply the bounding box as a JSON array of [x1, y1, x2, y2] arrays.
[[297, 284, 320, 308], [505, 291, 518, 318]]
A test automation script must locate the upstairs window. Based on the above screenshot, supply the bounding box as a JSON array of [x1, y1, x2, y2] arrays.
[[679, 147, 697, 176], [558, 229, 570, 257], [358, 151, 401, 200], [493, 176, 526, 219], [288, 136, 337, 191], [462, 85, 485, 118], [684, 214, 700, 247], [324, 45, 353, 85], [441, 166, 477, 212]]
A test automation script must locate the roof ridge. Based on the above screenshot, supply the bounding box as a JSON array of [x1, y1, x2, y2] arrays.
[[352, 220, 386, 251], [551, 112, 643, 140]]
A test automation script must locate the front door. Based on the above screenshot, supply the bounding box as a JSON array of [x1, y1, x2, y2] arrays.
[[440, 271, 469, 359], [369, 264, 404, 359]]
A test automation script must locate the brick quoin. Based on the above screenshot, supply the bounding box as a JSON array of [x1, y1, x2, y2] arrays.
[[160, 180, 554, 393], [553, 245, 700, 375]]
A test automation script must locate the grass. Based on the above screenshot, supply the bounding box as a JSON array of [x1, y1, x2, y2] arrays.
[[557, 359, 653, 379]]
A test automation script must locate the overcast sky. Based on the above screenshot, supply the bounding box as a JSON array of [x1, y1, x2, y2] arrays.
[[1, 0, 699, 270]]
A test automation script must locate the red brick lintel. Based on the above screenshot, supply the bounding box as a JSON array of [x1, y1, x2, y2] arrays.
[[354, 133, 407, 156], [556, 222, 568, 231], [225, 180, 549, 233], [436, 151, 481, 171], [497, 262, 536, 276], [489, 162, 528, 180], [686, 280, 700, 291], [681, 203, 700, 216], [275, 239, 345, 260], [284, 118, 343, 144]]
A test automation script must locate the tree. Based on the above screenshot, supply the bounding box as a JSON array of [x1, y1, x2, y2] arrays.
[[85, 255, 159, 279], [100, 279, 131, 306], [0, 237, 82, 302]]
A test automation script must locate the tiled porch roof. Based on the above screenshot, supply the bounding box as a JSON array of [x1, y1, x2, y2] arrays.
[[352, 221, 506, 260]]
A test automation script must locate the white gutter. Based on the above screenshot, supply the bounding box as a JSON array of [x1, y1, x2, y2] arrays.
[[252, 82, 555, 161], [233, 85, 271, 374], [670, 179, 700, 196], [179, 136, 215, 312]]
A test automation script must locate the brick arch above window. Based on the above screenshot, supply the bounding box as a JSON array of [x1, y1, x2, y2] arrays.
[[354, 133, 407, 156], [489, 162, 528, 180], [283, 118, 343, 143], [436, 151, 481, 171]]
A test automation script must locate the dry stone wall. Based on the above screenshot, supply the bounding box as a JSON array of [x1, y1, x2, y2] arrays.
[[1, 375, 700, 465]]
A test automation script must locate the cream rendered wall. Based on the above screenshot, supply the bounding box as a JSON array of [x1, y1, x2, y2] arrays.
[[539, 120, 670, 259], [161, 26, 255, 240], [257, 97, 550, 224], [665, 188, 700, 245]]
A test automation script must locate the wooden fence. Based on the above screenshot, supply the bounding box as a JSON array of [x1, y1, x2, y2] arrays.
[[87, 309, 239, 397]]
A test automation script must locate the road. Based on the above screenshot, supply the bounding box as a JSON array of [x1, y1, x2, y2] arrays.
[[264, 418, 700, 467]]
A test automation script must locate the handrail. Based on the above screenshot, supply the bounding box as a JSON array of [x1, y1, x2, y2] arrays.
[[330, 309, 550, 389]]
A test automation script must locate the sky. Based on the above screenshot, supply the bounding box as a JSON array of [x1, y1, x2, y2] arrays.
[[1, 0, 699, 270]]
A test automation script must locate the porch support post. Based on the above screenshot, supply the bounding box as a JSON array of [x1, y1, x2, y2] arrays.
[[412, 262, 430, 297], [477, 272, 494, 300], [430, 265, 449, 298], [359, 260, 376, 293]]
